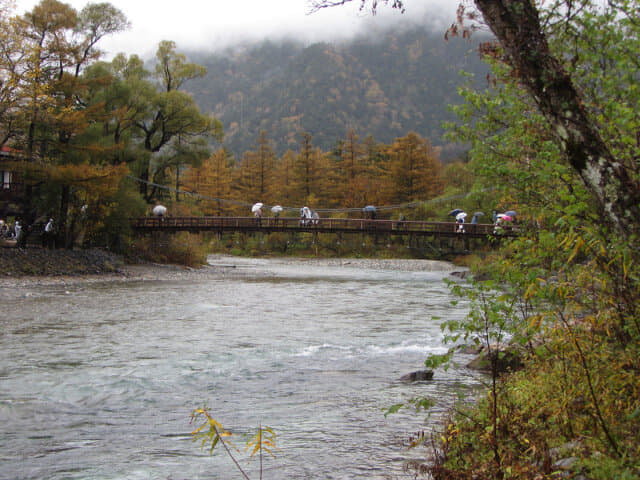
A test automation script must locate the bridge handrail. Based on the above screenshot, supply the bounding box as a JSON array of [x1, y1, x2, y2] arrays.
[[130, 216, 519, 236]]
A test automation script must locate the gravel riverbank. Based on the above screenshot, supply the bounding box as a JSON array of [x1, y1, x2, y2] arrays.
[[0, 247, 126, 276], [0, 248, 465, 288], [0, 247, 219, 288]]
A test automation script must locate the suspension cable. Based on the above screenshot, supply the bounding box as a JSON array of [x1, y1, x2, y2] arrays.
[[127, 175, 489, 214]]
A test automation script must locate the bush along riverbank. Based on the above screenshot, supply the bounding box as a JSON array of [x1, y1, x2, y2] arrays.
[[412, 238, 640, 480]]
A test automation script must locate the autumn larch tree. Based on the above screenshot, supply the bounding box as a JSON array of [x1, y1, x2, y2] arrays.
[[182, 148, 233, 215], [386, 132, 444, 204], [6, 0, 129, 246], [233, 130, 277, 205]]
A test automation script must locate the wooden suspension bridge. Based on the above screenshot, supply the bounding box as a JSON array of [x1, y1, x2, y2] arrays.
[[130, 216, 518, 239]]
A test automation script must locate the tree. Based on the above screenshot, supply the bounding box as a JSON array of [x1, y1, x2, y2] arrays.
[[84, 41, 223, 203], [233, 130, 277, 203], [3, 0, 129, 246], [271, 149, 298, 207], [72, 2, 130, 77], [131, 40, 223, 202], [308, 0, 640, 238], [335, 129, 370, 207], [385, 132, 444, 203], [182, 148, 233, 215], [394, 2, 640, 477], [361, 134, 392, 206], [289, 131, 329, 206], [82, 52, 151, 166], [0, 0, 25, 148]]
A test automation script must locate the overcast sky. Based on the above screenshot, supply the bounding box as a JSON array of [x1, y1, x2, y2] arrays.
[[14, 0, 458, 58]]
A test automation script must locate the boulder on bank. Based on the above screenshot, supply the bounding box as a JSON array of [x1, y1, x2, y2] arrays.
[[466, 345, 524, 373], [449, 270, 469, 279], [400, 370, 434, 382]]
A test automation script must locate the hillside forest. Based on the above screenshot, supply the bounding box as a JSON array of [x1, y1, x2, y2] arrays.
[[185, 29, 488, 160], [0, 0, 479, 253]]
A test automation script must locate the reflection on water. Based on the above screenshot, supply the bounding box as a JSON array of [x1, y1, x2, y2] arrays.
[[0, 256, 480, 479]]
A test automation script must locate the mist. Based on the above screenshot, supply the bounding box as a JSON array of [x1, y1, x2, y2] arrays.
[[14, 0, 459, 59]]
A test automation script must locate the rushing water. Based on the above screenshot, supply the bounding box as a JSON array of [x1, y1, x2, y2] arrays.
[[0, 256, 480, 480]]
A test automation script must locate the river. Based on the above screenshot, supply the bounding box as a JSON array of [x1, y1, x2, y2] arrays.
[[0, 255, 480, 480]]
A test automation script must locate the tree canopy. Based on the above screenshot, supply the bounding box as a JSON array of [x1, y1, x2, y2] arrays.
[[0, 0, 221, 247]]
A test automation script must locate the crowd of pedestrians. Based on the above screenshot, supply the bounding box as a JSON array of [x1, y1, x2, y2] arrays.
[[0, 218, 20, 241], [0, 217, 55, 247]]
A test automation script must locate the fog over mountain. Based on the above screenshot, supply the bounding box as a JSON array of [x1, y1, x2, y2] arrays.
[[15, 0, 460, 59], [183, 25, 490, 161]]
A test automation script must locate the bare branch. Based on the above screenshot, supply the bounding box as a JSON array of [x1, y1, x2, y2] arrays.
[[307, 0, 405, 15]]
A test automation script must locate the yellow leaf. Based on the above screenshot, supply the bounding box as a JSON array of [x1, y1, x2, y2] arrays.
[[567, 237, 584, 263]]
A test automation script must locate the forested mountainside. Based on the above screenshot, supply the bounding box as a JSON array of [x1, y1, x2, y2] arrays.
[[185, 27, 489, 161]]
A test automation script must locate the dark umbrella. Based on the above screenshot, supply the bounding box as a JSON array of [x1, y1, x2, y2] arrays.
[[448, 208, 463, 217], [505, 210, 517, 217], [471, 211, 484, 224], [363, 205, 376, 219]]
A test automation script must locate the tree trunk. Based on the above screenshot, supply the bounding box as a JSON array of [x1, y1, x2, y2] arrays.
[[474, 0, 640, 237]]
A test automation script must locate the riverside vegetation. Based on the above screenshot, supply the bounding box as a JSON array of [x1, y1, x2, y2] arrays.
[[395, 1, 639, 479]]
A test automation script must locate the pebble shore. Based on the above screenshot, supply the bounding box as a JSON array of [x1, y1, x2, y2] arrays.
[[0, 247, 126, 276], [0, 247, 218, 288], [0, 248, 465, 288]]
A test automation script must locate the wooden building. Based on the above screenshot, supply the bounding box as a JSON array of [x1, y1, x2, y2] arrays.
[[0, 145, 24, 219]]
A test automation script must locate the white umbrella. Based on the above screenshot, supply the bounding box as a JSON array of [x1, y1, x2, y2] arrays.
[[152, 205, 167, 216], [251, 202, 264, 213], [455, 212, 467, 221], [271, 205, 283, 214]]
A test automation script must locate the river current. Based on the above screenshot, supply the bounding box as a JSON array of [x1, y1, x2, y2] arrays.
[[0, 256, 479, 480]]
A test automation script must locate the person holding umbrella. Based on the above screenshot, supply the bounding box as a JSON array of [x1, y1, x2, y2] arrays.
[[252, 203, 263, 226], [493, 213, 514, 234], [271, 205, 283, 218], [455, 211, 467, 233], [363, 205, 376, 220], [271, 205, 283, 225], [299, 206, 312, 226], [471, 212, 484, 224]]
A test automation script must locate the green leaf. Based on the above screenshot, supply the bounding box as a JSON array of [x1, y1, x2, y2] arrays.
[[384, 403, 404, 417]]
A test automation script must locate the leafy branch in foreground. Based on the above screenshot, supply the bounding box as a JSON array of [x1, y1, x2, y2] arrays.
[[190, 406, 280, 480]]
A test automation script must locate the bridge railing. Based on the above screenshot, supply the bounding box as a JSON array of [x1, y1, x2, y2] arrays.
[[130, 216, 518, 237]]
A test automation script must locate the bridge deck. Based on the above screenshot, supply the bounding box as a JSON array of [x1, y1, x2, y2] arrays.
[[130, 216, 518, 239]]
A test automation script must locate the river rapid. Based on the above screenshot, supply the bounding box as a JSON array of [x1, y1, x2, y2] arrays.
[[0, 255, 480, 480]]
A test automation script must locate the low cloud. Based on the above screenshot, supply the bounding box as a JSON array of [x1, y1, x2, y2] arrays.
[[14, 0, 458, 58]]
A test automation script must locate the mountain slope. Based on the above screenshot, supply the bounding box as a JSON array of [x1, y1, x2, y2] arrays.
[[185, 28, 489, 160]]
